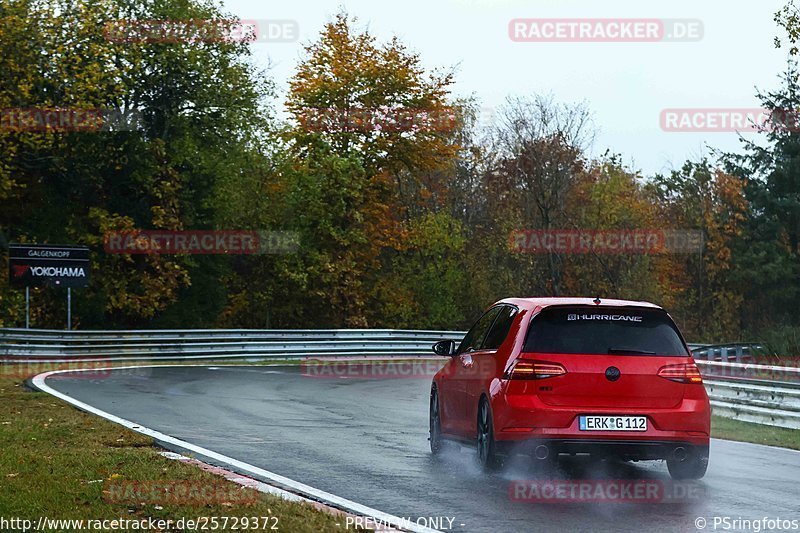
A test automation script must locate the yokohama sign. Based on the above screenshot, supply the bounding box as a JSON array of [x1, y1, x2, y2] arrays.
[[9, 244, 90, 288]]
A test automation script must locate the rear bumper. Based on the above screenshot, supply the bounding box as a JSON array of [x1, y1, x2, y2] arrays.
[[492, 391, 711, 448], [496, 438, 708, 460]]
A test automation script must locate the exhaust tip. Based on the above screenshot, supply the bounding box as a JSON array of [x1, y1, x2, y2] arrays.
[[673, 446, 687, 462], [534, 445, 550, 460]]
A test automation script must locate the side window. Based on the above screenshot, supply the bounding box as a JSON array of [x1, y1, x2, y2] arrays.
[[457, 307, 502, 354], [482, 306, 518, 350]]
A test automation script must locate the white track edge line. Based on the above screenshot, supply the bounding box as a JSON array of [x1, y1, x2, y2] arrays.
[[31, 365, 440, 533]]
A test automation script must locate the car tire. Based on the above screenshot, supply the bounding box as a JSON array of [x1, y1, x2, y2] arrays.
[[667, 447, 709, 479], [477, 398, 501, 470], [429, 385, 443, 455]]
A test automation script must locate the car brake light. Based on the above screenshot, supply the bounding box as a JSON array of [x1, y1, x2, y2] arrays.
[[505, 360, 566, 380], [657, 363, 703, 384]]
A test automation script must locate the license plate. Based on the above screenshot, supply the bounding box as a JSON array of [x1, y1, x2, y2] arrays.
[[579, 415, 647, 431]]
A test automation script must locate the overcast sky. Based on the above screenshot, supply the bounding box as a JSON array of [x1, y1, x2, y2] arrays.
[[221, 0, 789, 176]]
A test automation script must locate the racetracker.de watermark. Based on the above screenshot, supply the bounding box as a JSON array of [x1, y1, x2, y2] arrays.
[[301, 359, 446, 379], [509, 18, 703, 42], [509, 229, 703, 254], [297, 106, 459, 133], [104, 480, 259, 506], [300, 357, 498, 379], [698, 359, 800, 384], [661, 108, 800, 132], [1, 361, 113, 380], [0, 361, 153, 380], [104, 19, 298, 43], [104, 230, 299, 255], [510, 479, 707, 504], [0, 108, 142, 132]]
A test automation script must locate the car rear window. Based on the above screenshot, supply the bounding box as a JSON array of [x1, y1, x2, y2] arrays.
[[523, 306, 690, 356]]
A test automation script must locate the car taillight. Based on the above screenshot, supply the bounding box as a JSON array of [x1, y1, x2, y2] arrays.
[[505, 360, 566, 380], [658, 363, 703, 384]]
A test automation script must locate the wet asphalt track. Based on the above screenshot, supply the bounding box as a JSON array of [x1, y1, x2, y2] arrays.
[[43, 365, 800, 533]]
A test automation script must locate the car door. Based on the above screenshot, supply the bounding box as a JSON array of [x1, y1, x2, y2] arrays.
[[446, 306, 503, 437], [463, 305, 518, 435]]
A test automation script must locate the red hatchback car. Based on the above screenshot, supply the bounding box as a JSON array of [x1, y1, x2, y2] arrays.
[[429, 297, 710, 479]]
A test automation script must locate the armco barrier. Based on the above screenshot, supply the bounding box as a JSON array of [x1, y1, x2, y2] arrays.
[[696, 359, 800, 429], [691, 343, 768, 364], [704, 379, 800, 429], [0, 328, 465, 362], [2, 330, 798, 429]]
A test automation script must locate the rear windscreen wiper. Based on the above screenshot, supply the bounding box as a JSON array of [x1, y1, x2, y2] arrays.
[[607, 347, 656, 355]]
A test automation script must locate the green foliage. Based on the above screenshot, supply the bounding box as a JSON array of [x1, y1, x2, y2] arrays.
[[720, 62, 800, 334], [753, 325, 800, 358], [648, 160, 749, 340]]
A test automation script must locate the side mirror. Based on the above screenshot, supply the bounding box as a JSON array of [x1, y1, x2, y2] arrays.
[[432, 340, 457, 356]]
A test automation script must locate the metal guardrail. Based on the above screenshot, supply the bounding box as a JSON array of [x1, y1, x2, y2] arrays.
[[705, 379, 800, 430], [2, 330, 798, 429], [695, 359, 800, 386], [685, 345, 800, 427], [690, 343, 768, 363], [695, 359, 800, 429], [1, 327, 464, 341], [0, 328, 466, 362]]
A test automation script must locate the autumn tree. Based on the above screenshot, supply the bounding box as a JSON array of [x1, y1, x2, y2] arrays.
[[472, 95, 593, 298], [563, 155, 667, 303], [648, 161, 748, 340], [270, 12, 464, 327]]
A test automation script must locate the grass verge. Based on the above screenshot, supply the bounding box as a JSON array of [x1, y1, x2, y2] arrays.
[[0, 367, 357, 532], [711, 415, 800, 451]]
